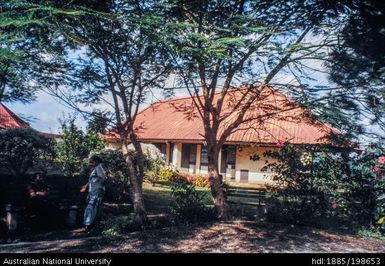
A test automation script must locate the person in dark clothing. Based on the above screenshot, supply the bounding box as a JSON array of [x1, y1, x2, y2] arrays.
[[25, 171, 49, 230], [27, 172, 47, 199]]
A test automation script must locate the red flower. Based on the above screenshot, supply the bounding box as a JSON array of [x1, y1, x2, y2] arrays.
[[373, 166, 382, 179], [276, 140, 285, 147], [331, 200, 337, 209], [378, 156, 385, 164]]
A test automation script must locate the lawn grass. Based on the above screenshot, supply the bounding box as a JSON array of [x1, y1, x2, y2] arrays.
[[142, 181, 213, 214], [102, 180, 265, 231], [103, 181, 213, 219]]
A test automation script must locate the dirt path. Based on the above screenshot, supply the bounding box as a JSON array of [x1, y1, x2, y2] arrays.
[[1, 221, 384, 253]]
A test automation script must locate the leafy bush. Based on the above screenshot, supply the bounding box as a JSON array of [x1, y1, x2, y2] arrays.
[[0, 128, 54, 176], [357, 227, 385, 240], [141, 147, 209, 187], [145, 165, 179, 184], [158, 166, 180, 182], [179, 172, 209, 187], [347, 145, 385, 228], [262, 145, 330, 226], [56, 117, 104, 176], [101, 215, 133, 236], [194, 174, 209, 187], [169, 180, 213, 224], [143, 150, 166, 185], [263, 142, 385, 230], [145, 162, 209, 187]]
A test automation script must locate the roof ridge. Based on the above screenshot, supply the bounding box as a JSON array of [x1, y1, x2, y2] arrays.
[[0, 103, 29, 127]]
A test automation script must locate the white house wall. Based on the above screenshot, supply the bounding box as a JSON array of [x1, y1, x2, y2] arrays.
[[106, 140, 279, 184], [235, 146, 278, 182]]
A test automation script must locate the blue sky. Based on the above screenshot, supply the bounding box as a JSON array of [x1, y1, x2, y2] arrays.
[[7, 91, 76, 134], [6, 82, 191, 134]]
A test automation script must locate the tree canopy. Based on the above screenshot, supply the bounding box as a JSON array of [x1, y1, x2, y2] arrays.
[[325, 0, 385, 138], [0, 127, 54, 176], [0, 0, 86, 103]]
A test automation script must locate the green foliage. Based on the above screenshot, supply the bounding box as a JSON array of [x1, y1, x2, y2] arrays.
[[263, 144, 327, 225], [357, 227, 385, 240], [0, 0, 84, 103], [263, 143, 385, 230], [179, 172, 209, 188], [55, 117, 104, 176], [101, 215, 133, 236], [145, 161, 208, 188], [143, 149, 166, 185], [194, 175, 209, 188], [146, 165, 182, 184], [86, 111, 110, 134], [0, 128, 54, 176], [169, 180, 213, 224], [159, 167, 179, 182], [142, 148, 208, 187]]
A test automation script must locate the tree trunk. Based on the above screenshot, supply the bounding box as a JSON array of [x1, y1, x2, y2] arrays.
[[122, 141, 147, 226], [207, 145, 229, 219]]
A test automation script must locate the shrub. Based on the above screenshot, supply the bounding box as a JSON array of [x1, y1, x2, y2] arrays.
[[262, 145, 332, 226], [0, 128, 54, 176], [101, 215, 133, 236], [357, 227, 385, 240], [179, 172, 208, 187], [145, 163, 209, 188], [158, 166, 180, 183], [169, 180, 213, 224], [56, 117, 104, 176], [263, 142, 385, 230], [194, 174, 209, 187], [143, 149, 166, 185]]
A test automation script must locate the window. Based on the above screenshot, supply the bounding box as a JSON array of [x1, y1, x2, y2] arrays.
[[154, 143, 166, 157], [181, 144, 197, 169], [240, 170, 249, 181], [226, 145, 236, 167], [201, 145, 208, 165], [169, 143, 174, 165]]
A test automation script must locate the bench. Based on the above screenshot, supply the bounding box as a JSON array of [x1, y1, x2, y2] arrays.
[[225, 186, 267, 220], [1, 202, 82, 242]]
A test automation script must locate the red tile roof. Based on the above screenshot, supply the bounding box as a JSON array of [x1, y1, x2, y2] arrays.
[[0, 103, 29, 129], [103, 87, 342, 145]]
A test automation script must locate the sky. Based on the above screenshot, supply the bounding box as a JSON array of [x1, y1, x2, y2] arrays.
[[7, 91, 76, 134], [6, 76, 192, 134]]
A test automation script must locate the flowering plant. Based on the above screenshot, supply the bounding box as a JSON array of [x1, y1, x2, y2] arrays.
[[276, 140, 285, 147], [373, 155, 385, 179], [378, 156, 385, 165]]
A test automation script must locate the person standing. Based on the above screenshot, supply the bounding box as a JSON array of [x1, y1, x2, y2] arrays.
[[80, 155, 106, 232]]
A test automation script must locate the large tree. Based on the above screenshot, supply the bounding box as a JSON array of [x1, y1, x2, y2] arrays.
[[46, 0, 171, 225], [164, 0, 346, 218]]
